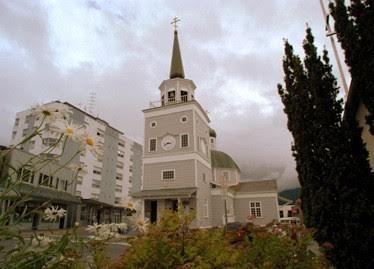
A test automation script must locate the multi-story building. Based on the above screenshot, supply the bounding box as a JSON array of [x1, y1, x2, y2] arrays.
[[0, 147, 80, 230], [9, 101, 142, 225], [132, 27, 279, 227]]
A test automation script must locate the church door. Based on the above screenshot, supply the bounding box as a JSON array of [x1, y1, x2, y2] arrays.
[[150, 201, 157, 223]]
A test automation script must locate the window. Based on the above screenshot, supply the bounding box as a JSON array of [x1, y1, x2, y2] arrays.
[[115, 197, 121, 204], [117, 150, 124, 158], [249, 201, 262, 218], [203, 199, 209, 217], [92, 180, 101, 189], [116, 161, 124, 169], [115, 185, 122, 192], [15, 118, 19, 126], [12, 131, 17, 139], [279, 211, 284, 218], [202, 173, 207, 184], [162, 170, 175, 181], [97, 129, 104, 137], [42, 138, 58, 147], [76, 190, 82, 196], [180, 116, 188, 123], [91, 193, 100, 199], [116, 173, 123, 181], [25, 115, 32, 124], [222, 171, 229, 182], [150, 121, 157, 128], [211, 138, 214, 143], [55, 177, 59, 189], [168, 91, 176, 103], [180, 134, 189, 148], [149, 138, 157, 152], [287, 210, 292, 218], [17, 167, 34, 184], [93, 168, 102, 175], [39, 174, 52, 187], [181, 91, 188, 102], [129, 166, 133, 173], [118, 140, 125, 147], [22, 129, 28, 137]]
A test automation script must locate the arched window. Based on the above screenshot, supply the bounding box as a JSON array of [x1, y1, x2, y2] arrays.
[[168, 91, 175, 103], [181, 91, 188, 102]]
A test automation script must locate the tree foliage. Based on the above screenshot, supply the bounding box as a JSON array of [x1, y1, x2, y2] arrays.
[[278, 28, 374, 269], [330, 0, 374, 133]]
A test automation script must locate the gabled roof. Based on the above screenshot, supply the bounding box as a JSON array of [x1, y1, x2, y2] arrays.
[[231, 179, 277, 193], [211, 150, 240, 172]]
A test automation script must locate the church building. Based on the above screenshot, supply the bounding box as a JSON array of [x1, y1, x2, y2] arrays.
[[132, 25, 279, 228]]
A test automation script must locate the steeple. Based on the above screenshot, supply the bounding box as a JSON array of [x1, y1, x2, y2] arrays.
[[169, 30, 185, 79]]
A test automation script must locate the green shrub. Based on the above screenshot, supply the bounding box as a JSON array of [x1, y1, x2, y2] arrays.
[[114, 211, 330, 269]]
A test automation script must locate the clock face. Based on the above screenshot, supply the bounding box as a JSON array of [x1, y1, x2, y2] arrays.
[[161, 135, 176, 151]]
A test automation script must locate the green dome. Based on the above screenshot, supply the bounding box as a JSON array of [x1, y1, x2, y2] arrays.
[[211, 150, 240, 171]]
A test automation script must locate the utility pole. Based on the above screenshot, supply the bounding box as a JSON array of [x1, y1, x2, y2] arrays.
[[220, 176, 228, 235], [319, 0, 349, 98]]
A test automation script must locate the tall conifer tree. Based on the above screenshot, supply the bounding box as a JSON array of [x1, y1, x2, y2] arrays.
[[279, 28, 374, 269], [330, 0, 374, 133]]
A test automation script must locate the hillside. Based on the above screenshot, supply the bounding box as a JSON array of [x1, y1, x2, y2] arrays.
[[278, 187, 300, 203]]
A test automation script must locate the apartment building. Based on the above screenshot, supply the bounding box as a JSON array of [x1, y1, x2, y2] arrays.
[[9, 101, 142, 225]]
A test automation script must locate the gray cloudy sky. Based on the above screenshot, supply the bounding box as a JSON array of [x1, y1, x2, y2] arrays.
[[0, 0, 349, 190]]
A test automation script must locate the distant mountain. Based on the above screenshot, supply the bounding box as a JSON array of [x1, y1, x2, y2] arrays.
[[278, 187, 300, 204]]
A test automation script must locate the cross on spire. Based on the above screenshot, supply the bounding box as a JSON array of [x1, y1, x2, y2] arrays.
[[171, 17, 180, 31]]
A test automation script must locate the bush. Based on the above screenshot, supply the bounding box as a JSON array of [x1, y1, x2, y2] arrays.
[[113, 211, 330, 269]]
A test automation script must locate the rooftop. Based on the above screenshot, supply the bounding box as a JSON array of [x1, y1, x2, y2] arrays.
[[211, 150, 240, 171]]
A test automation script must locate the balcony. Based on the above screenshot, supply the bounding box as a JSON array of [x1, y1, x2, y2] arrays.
[[149, 96, 192, 108]]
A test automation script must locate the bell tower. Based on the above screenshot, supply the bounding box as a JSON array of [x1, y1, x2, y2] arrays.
[[136, 19, 213, 227], [159, 19, 196, 106]]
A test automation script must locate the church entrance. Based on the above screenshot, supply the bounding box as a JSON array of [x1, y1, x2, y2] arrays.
[[150, 201, 157, 223]]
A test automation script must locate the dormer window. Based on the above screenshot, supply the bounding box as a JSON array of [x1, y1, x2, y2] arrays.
[[181, 91, 188, 102], [168, 91, 176, 103]]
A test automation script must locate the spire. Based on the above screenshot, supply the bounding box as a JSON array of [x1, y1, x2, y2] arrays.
[[169, 30, 185, 79]]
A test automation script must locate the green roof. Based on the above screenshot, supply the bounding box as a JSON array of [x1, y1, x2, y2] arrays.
[[211, 150, 240, 172]]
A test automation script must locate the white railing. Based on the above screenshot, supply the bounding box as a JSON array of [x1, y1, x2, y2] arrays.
[[181, 95, 188, 102], [149, 97, 192, 108]]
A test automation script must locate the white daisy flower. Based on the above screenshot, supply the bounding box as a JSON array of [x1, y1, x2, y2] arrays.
[[86, 222, 101, 233], [43, 206, 66, 222], [31, 235, 54, 248], [81, 133, 103, 159], [134, 217, 150, 234], [49, 120, 85, 141], [67, 163, 87, 176], [122, 198, 139, 211], [31, 104, 72, 123]]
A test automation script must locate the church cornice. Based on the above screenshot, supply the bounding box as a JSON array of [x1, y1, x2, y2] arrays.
[[143, 99, 210, 123]]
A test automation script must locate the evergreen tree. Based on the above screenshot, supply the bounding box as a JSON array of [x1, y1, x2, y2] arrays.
[[278, 41, 318, 228], [279, 28, 374, 269], [330, 0, 374, 133]]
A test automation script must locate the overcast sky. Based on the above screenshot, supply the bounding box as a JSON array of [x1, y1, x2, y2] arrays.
[[0, 0, 350, 190]]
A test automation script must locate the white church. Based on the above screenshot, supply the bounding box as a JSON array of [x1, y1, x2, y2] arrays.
[[132, 24, 279, 227]]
